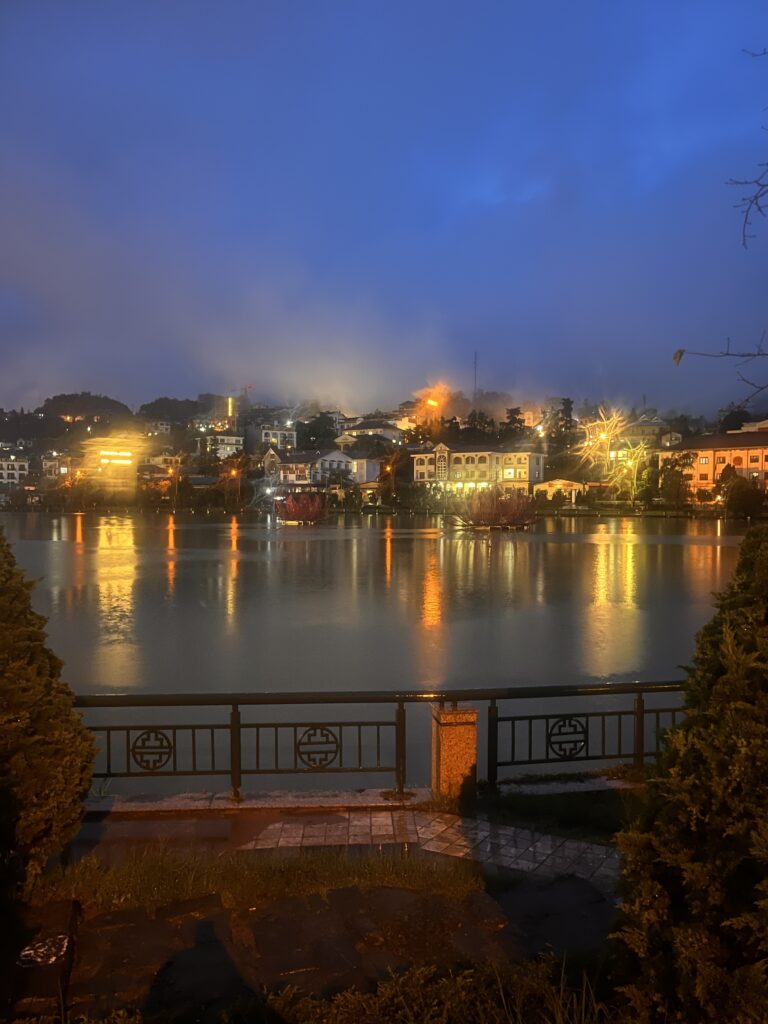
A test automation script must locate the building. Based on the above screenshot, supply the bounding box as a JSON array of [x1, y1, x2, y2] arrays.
[[195, 434, 244, 460], [263, 448, 353, 488], [345, 419, 402, 443], [727, 418, 768, 434], [533, 479, 585, 502], [349, 456, 385, 485], [624, 414, 669, 445], [661, 434, 768, 491], [42, 453, 75, 480], [410, 442, 545, 493], [0, 453, 29, 487], [261, 425, 297, 449], [143, 450, 183, 471], [145, 420, 172, 436]]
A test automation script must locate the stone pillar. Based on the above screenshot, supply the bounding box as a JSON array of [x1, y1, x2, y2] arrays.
[[431, 704, 479, 801]]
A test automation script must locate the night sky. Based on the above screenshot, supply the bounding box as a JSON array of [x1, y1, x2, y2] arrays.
[[1, 1, 768, 414]]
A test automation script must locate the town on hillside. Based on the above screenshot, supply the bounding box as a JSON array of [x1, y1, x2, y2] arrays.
[[1, 387, 766, 516]]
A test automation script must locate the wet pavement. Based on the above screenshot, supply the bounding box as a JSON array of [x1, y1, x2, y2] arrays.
[[71, 808, 620, 893]]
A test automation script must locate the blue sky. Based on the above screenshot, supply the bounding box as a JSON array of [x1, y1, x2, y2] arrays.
[[1, 1, 767, 413]]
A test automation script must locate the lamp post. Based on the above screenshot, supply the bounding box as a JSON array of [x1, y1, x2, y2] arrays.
[[168, 466, 179, 509], [229, 467, 241, 508]]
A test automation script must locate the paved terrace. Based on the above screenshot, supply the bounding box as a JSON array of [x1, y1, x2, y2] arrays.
[[74, 807, 620, 894]]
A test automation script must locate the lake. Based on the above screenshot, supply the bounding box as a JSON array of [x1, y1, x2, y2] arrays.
[[3, 512, 745, 695]]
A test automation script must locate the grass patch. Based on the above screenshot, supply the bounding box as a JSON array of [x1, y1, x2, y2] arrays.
[[479, 789, 642, 842], [32, 846, 482, 915]]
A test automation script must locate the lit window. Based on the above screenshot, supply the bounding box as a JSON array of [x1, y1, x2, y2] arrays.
[[699, 457, 709, 465]]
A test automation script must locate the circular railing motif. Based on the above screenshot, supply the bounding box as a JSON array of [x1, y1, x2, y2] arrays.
[[131, 729, 173, 772], [296, 726, 340, 769], [546, 717, 587, 759]]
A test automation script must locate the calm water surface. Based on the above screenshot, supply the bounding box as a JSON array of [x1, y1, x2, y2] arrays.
[[3, 512, 746, 694]]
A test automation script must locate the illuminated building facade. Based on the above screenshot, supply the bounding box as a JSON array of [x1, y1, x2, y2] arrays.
[[0, 454, 29, 486], [410, 442, 544, 494], [345, 419, 402, 442], [661, 434, 768, 491], [195, 434, 244, 460], [263, 447, 353, 487], [260, 426, 297, 449]]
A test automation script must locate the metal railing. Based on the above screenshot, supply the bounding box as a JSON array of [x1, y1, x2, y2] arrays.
[[74, 681, 685, 797]]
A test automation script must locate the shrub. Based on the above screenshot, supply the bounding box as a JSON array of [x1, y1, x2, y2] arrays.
[[453, 489, 533, 528], [0, 527, 93, 894], [616, 525, 768, 1022], [279, 492, 326, 523]]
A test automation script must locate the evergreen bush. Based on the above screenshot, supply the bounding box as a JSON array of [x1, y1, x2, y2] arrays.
[[0, 527, 93, 894], [616, 525, 768, 1022]]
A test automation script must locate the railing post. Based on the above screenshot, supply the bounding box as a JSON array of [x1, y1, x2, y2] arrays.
[[230, 703, 242, 800], [633, 693, 645, 768], [395, 701, 406, 795], [487, 700, 498, 788]]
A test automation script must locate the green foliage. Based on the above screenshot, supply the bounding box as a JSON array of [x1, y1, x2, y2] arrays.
[[616, 526, 768, 1021], [0, 528, 93, 895], [725, 476, 764, 517], [270, 962, 611, 1024]]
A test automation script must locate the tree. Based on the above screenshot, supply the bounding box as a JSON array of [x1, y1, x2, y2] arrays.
[[725, 476, 764, 518], [138, 397, 202, 422], [660, 452, 693, 508], [616, 526, 768, 1022], [0, 528, 93, 895], [296, 414, 338, 447]]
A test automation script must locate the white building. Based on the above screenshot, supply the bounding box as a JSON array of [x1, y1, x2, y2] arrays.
[[0, 454, 29, 486], [346, 419, 402, 443], [145, 420, 172, 436], [411, 442, 544, 494], [349, 457, 385, 484], [195, 434, 244, 460], [263, 448, 353, 487], [261, 426, 297, 449]]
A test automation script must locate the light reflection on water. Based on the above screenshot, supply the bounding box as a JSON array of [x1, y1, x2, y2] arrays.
[[3, 512, 745, 694]]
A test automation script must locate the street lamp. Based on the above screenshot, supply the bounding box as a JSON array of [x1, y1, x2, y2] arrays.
[[168, 466, 179, 508]]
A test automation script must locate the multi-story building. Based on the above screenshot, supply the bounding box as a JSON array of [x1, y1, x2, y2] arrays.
[[195, 434, 244, 460], [145, 420, 172, 436], [261, 425, 297, 449], [42, 453, 75, 479], [410, 442, 544, 493], [661, 434, 768, 491], [0, 453, 29, 487], [263, 448, 353, 488]]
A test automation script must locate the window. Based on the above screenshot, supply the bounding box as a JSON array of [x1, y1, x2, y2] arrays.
[[750, 455, 760, 463], [436, 453, 447, 480], [465, 456, 476, 465], [716, 456, 726, 464], [415, 458, 425, 466], [452, 456, 463, 465], [699, 457, 709, 465], [477, 455, 487, 464], [699, 473, 709, 481], [417, 471, 425, 480]]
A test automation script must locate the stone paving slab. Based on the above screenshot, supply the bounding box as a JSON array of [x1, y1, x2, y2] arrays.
[[233, 811, 619, 892], [71, 805, 620, 894]]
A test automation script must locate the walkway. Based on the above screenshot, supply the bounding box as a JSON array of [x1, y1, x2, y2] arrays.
[[74, 808, 620, 894]]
